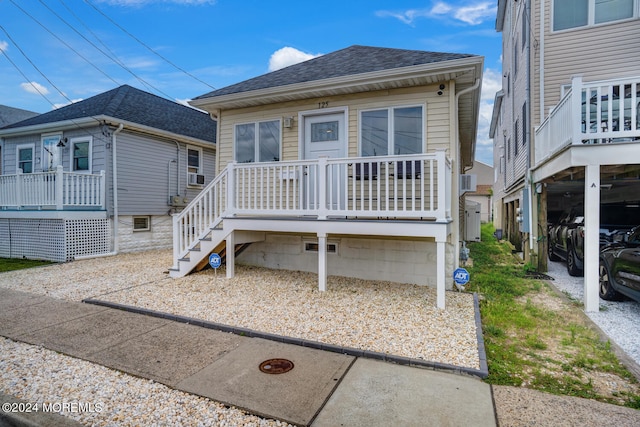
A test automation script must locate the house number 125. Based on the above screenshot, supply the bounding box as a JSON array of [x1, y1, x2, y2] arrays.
[[318, 101, 329, 108]]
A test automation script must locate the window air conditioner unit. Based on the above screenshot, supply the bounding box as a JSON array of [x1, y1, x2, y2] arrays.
[[188, 173, 205, 185], [460, 174, 477, 194]]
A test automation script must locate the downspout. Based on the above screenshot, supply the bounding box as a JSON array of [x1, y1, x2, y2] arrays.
[[173, 140, 180, 197], [75, 123, 124, 260], [455, 77, 481, 268], [526, 0, 534, 255], [539, 0, 545, 119], [111, 123, 124, 254]]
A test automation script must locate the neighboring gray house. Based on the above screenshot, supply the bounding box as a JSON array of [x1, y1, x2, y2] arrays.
[[0, 105, 39, 174], [0, 85, 216, 261]]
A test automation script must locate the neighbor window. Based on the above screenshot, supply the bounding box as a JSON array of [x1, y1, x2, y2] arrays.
[[553, 0, 634, 31], [133, 216, 150, 231], [235, 120, 280, 163], [360, 105, 423, 156], [17, 144, 34, 173], [187, 145, 202, 174], [71, 137, 92, 172]]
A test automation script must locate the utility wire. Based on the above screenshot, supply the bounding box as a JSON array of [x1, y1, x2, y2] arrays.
[[84, 0, 216, 91], [0, 23, 76, 107], [8, 0, 121, 88], [39, 0, 172, 99]]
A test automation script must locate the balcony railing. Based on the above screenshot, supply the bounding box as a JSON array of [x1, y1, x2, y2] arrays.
[[535, 76, 640, 165], [0, 166, 106, 210], [173, 151, 452, 259]]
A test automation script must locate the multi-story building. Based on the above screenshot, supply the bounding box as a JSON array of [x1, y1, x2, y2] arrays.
[[491, 0, 640, 311]]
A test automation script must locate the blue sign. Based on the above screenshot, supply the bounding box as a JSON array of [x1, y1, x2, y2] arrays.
[[209, 253, 221, 269], [453, 267, 470, 286]]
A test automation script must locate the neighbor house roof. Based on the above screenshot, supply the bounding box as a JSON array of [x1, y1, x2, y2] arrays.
[[1, 85, 216, 145], [0, 105, 39, 128]]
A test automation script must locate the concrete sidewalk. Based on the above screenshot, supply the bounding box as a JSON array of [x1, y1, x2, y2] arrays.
[[0, 288, 496, 426]]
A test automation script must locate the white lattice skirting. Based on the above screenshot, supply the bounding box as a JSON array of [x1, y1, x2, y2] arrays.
[[0, 218, 111, 262]]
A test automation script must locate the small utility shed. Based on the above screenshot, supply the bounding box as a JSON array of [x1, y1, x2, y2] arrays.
[[0, 85, 216, 261], [172, 45, 483, 309]]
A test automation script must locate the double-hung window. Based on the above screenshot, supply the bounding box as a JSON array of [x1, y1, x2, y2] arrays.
[[71, 137, 92, 172], [17, 144, 34, 174], [360, 105, 424, 157], [235, 120, 281, 163], [553, 0, 635, 31]]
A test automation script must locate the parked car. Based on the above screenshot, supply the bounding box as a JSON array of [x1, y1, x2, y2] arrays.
[[548, 209, 584, 276], [549, 203, 640, 276], [599, 226, 640, 303]]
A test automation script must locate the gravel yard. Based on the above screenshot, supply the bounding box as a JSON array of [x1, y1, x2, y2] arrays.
[[547, 260, 640, 366], [0, 249, 480, 426], [0, 249, 480, 370]]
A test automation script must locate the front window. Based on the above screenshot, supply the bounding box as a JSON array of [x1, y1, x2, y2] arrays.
[[17, 145, 34, 173], [71, 137, 92, 172], [235, 120, 280, 163], [553, 0, 634, 31], [42, 134, 62, 171], [360, 106, 424, 156]]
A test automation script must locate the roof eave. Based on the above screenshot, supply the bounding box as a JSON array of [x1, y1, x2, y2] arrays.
[[190, 56, 484, 111], [0, 115, 216, 148]]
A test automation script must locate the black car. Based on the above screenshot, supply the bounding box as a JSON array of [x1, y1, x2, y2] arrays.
[[548, 209, 584, 276], [599, 226, 640, 303]]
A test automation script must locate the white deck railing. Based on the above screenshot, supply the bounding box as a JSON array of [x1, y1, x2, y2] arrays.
[[0, 166, 106, 210], [172, 151, 452, 260], [535, 76, 640, 165]]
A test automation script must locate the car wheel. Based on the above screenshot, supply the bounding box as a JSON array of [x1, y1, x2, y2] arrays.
[[548, 240, 560, 261], [599, 260, 622, 301], [566, 245, 582, 277]]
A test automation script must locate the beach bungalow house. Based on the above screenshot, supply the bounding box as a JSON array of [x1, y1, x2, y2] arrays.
[[171, 45, 483, 309], [0, 85, 216, 262]]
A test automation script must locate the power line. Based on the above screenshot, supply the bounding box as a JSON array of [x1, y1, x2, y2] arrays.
[[84, 0, 216, 91], [35, 0, 170, 99]]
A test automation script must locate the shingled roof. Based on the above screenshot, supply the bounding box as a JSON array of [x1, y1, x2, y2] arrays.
[[0, 105, 39, 128], [2, 85, 216, 144], [194, 45, 476, 100]]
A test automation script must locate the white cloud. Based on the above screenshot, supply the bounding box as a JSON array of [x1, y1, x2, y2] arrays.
[[0, 41, 8, 52], [268, 47, 321, 72], [377, 1, 496, 26], [52, 98, 83, 110], [20, 82, 49, 95]]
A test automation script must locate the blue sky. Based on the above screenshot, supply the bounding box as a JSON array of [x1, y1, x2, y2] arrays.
[[0, 0, 501, 165]]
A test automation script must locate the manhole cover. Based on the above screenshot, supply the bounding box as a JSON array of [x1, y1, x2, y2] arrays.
[[259, 358, 294, 374]]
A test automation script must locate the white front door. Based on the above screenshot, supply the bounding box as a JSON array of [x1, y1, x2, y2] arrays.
[[304, 113, 347, 210]]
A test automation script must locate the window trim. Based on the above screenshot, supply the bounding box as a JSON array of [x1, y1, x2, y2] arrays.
[[69, 136, 93, 173], [16, 143, 35, 174], [358, 103, 426, 157], [233, 119, 282, 163], [552, 0, 637, 32], [132, 216, 151, 232], [186, 145, 204, 187]]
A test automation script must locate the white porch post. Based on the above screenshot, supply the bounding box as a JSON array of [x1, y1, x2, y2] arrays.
[[317, 157, 328, 220], [437, 239, 446, 310], [55, 165, 64, 210], [571, 76, 583, 146], [226, 162, 236, 216], [318, 232, 327, 291], [226, 230, 235, 279], [584, 164, 600, 312]]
